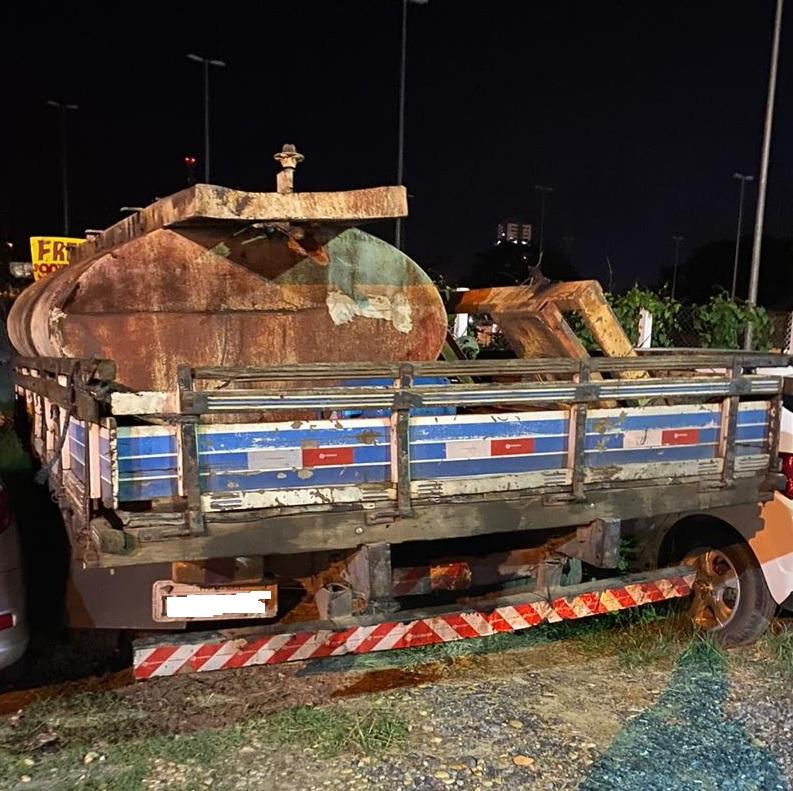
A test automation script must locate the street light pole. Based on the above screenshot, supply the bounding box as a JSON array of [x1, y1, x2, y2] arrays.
[[45, 100, 79, 236], [745, 0, 784, 350], [394, 0, 428, 251], [671, 235, 684, 300], [187, 53, 226, 183], [731, 172, 754, 299], [534, 185, 554, 256]]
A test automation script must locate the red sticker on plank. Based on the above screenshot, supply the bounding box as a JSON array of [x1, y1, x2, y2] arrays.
[[661, 429, 700, 446], [491, 438, 535, 456], [302, 447, 355, 467]]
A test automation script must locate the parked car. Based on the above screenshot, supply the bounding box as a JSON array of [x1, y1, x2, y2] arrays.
[[0, 478, 28, 670]]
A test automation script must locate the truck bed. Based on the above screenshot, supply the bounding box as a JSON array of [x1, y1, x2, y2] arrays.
[[13, 352, 788, 568]]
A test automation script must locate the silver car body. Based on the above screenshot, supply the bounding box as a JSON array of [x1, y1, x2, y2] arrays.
[[0, 516, 28, 670]]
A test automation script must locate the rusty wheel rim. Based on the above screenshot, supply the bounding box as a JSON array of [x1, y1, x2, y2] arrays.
[[683, 548, 740, 632]]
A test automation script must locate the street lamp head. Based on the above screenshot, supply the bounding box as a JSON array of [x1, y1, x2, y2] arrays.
[[733, 172, 754, 182], [534, 184, 554, 194], [46, 100, 79, 111], [188, 53, 225, 68]]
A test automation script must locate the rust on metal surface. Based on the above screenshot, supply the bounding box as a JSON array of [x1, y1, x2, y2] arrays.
[[456, 280, 648, 380], [67, 180, 407, 267], [8, 146, 446, 393]]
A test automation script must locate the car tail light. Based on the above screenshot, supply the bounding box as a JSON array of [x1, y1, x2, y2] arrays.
[[782, 453, 793, 499], [0, 613, 14, 631], [0, 486, 10, 534]]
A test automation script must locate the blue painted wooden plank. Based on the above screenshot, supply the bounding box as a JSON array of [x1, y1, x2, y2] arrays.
[[736, 425, 768, 441], [584, 445, 717, 467], [412, 454, 568, 480], [201, 465, 391, 492], [69, 423, 86, 443], [586, 412, 722, 432], [117, 456, 179, 474], [410, 419, 568, 442], [69, 457, 85, 482], [118, 477, 180, 500], [117, 434, 178, 456], [735, 443, 767, 455], [736, 409, 770, 425], [197, 426, 389, 452]]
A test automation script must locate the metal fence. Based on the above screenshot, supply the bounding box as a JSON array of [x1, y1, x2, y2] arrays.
[[632, 308, 793, 352]]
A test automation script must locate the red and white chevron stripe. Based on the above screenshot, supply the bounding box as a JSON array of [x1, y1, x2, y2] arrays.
[[392, 562, 472, 597], [133, 572, 693, 680]]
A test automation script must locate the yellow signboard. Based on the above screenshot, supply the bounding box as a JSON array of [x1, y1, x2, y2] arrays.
[[29, 236, 85, 281]]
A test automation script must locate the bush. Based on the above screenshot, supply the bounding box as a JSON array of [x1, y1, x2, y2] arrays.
[[694, 291, 772, 351]]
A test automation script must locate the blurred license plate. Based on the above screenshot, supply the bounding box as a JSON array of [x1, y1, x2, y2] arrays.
[[153, 581, 277, 622]]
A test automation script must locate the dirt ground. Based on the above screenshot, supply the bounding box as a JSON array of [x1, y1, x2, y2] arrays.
[[0, 612, 791, 790]]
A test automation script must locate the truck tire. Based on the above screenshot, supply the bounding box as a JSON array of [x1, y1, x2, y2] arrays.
[[670, 526, 776, 646]]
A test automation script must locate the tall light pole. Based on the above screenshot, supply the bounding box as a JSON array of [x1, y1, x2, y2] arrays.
[[745, 0, 784, 350], [394, 0, 428, 251], [731, 172, 754, 299], [671, 235, 684, 300], [187, 53, 226, 183], [45, 100, 79, 235], [534, 184, 554, 256]]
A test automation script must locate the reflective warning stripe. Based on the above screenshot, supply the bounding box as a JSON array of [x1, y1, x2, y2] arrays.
[[133, 572, 695, 680]]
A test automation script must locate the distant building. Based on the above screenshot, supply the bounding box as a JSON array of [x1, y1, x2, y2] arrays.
[[496, 219, 532, 246]]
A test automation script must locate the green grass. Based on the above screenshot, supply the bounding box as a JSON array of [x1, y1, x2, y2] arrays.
[[266, 705, 407, 757], [764, 626, 793, 677], [559, 604, 696, 669], [0, 694, 407, 790]]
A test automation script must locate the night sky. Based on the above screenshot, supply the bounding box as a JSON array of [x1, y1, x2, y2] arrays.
[[1, 1, 789, 289]]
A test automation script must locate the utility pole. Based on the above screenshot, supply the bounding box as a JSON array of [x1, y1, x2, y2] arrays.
[[187, 53, 226, 183], [394, 0, 428, 251], [731, 172, 754, 299], [45, 100, 79, 235], [534, 184, 554, 257], [745, 0, 784, 350], [671, 235, 684, 300]]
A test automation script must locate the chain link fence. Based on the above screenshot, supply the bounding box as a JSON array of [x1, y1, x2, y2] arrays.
[[630, 308, 792, 352], [769, 311, 793, 353]]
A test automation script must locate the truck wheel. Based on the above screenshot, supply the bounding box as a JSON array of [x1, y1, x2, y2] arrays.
[[673, 527, 776, 646]]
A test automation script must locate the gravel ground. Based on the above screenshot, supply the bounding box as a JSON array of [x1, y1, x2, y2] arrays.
[[1, 622, 791, 790]]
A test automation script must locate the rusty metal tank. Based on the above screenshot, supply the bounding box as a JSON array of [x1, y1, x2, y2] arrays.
[[9, 148, 447, 392]]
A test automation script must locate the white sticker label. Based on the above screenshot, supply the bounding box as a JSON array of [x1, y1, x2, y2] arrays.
[[445, 439, 491, 459], [247, 448, 302, 470], [622, 429, 663, 449]]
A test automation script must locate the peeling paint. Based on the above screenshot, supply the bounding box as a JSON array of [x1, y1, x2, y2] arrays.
[[325, 290, 413, 333], [297, 468, 314, 480], [209, 242, 231, 257]]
